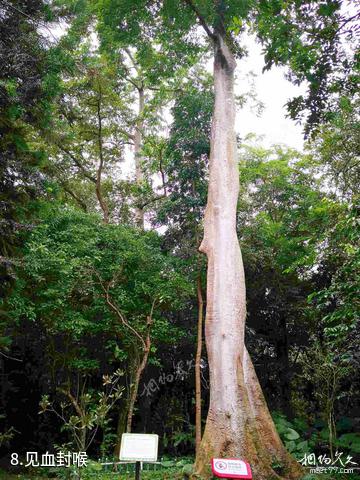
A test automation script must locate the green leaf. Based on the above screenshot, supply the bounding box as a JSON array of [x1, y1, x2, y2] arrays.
[[285, 428, 300, 441]]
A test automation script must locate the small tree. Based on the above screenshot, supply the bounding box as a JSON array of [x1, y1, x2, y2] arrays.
[[7, 206, 191, 453], [300, 343, 353, 461], [40, 369, 123, 452]]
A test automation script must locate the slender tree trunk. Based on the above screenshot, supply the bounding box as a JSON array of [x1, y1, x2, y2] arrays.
[[114, 399, 129, 458], [60, 387, 88, 452], [126, 311, 154, 434], [134, 87, 145, 228], [96, 85, 109, 223], [195, 267, 204, 454], [113, 350, 140, 457], [126, 331, 151, 432], [327, 372, 337, 462], [192, 35, 302, 480], [79, 425, 87, 452], [276, 315, 293, 418]]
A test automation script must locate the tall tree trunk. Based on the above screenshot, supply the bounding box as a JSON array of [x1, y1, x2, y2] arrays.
[[192, 35, 302, 480], [195, 267, 204, 454], [134, 87, 145, 228]]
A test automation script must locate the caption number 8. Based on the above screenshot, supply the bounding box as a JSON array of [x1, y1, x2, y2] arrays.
[[11, 453, 19, 465]]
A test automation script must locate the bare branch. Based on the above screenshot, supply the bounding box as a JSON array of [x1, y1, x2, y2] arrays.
[[183, 0, 215, 40], [0, 351, 22, 362], [138, 193, 167, 209], [124, 48, 141, 76], [62, 185, 88, 212], [93, 270, 146, 350], [58, 387, 84, 419], [118, 128, 135, 141], [55, 143, 97, 184]]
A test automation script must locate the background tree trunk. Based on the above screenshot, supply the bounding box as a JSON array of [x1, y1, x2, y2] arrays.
[[96, 81, 110, 223], [276, 315, 293, 418], [192, 35, 302, 480], [134, 87, 145, 228], [114, 400, 128, 458], [195, 268, 204, 454]]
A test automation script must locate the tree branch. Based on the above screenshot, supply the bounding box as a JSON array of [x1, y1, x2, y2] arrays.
[[0, 351, 22, 362], [118, 128, 135, 141], [55, 143, 97, 184], [94, 270, 146, 350], [158, 146, 167, 196], [138, 193, 167, 209], [124, 48, 141, 77], [183, 0, 215, 40], [58, 387, 84, 419], [62, 185, 88, 212]]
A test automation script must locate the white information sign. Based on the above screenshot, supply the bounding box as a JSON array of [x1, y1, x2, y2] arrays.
[[211, 458, 252, 479], [119, 433, 159, 462]]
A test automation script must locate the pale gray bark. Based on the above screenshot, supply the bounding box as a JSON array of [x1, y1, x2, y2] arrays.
[[192, 35, 303, 480]]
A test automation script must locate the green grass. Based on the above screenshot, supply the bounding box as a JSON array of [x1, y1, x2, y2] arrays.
[[3, 466, 358, 480], [0, 467, 184, 480]]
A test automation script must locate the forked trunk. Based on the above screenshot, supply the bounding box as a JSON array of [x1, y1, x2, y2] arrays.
[[192, 35, 302, 480]]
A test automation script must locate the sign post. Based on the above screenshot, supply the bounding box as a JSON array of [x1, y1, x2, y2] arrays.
[[211, 458, 252, 479], [135, 461, 141, 480], [119, 433, 159, 480]]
